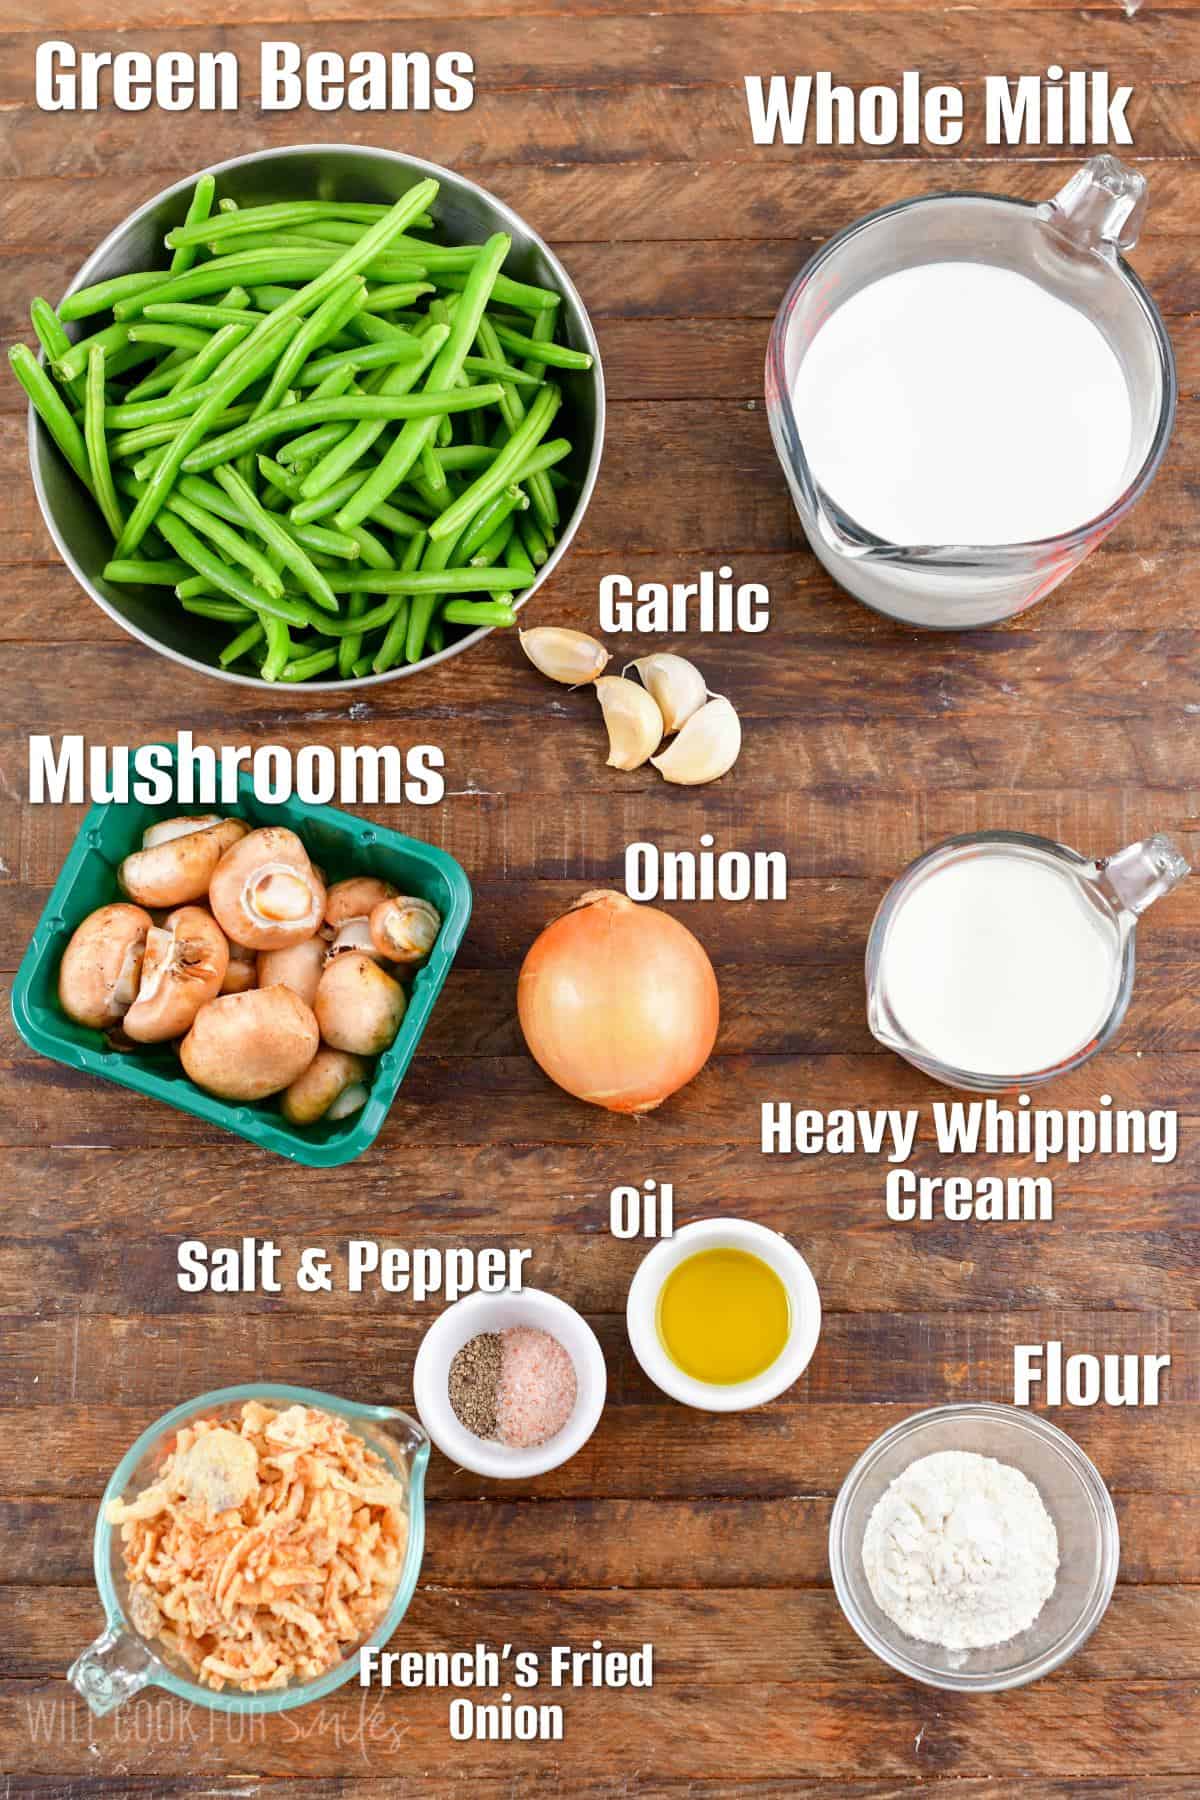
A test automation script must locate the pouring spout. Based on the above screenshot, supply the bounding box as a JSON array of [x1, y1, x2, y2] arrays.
[[1039, 155, 1148, 261], [1098, 834, 1191, 917]]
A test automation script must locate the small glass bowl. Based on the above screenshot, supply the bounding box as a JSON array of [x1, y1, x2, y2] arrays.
[[70, 1383, 429, 1715], [829, 1404, 1119, 1691]]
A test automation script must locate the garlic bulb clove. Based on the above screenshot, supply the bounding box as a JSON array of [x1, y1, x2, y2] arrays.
[[630, 653, 708, 734], [595, 676, 664, 771], [651, 695, 742, 785], [520, 626, 610, 686]]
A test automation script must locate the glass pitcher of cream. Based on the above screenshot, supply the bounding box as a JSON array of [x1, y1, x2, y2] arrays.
[[866, 831, 1190, 1091], [766, 157, 1176, 628]]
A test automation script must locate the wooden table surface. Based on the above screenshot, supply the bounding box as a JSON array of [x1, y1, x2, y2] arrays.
[[3, 1, 1200, 1793]]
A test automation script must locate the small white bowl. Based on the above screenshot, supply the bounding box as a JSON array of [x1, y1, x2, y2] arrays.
[[413, 1288, 607, 1479], [626, 1218, 822, 1412]]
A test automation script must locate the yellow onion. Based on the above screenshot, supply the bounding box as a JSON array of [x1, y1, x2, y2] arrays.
[[517, 890, 719, 1113]]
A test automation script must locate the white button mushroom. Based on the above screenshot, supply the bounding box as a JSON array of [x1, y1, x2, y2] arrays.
[[180, 985, 320, 1100], [123, 906, 230, 1044], [281, 1048, 370, 1126], [119, 817, 249, 909], [208, 828, 326, 952], [58, 903, 153, 1030], [256, 935, 327, 1009], [314, 951, 407, 1056], [369, 895, 442, 964]]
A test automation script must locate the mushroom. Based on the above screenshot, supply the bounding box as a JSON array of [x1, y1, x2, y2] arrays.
[[180, 986, 319, 1100], [208, 828, 326, 952], [369, 895, 441, 965], [119, 817, 249, 909], [58, 903, 153, 1030], [314, 952, 407, 1056], [221, 940, 258, 995], [123, 906, 230, 1044], [257, 936, 327, 1009], [324, 914, 385, 963], [281, 1049, 370, 1125], [324, 877, 396, 929]]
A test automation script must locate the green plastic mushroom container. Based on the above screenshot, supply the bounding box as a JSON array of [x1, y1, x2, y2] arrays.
[[11, 748, 471, 1165]]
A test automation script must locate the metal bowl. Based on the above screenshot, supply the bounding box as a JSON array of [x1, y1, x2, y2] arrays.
[[29, 143, 605, 690]]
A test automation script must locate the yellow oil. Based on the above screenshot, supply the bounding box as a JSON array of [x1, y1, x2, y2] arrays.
[[656, 1248, 791, 1385]]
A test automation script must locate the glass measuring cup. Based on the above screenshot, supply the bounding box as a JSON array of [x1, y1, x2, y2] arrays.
[[866, 830, 1190, 1091], [68, 1383, 429, 1716], [766, 157, 1177, 629]]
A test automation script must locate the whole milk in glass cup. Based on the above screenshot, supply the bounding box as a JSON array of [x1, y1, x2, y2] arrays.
[[866, 831, 1190, 1091], [766, 157, 1177, 628], [69, 1384, 429, 1716]]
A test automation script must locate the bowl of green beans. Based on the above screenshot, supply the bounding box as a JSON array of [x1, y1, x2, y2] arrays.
[[14, 144, 604, 687]]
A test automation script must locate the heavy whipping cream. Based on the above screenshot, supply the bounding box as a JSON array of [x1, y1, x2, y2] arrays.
[[793, 261, 1133, 546], [879, 852, 1121, 1077]]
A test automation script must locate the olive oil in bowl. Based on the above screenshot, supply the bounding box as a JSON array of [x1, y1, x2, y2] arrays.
[[656, 1247, 791, 1385]]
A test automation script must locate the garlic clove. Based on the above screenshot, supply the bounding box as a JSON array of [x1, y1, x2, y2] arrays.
[[629, 653, 708, 734], [520, 626, 610, 686], [595, 676, 664, 771], [650, 695, 742, 786]]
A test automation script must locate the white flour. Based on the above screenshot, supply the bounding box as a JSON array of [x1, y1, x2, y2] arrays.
[[792, 261, 1133, 546], [862, 1450, 1059, 1650]]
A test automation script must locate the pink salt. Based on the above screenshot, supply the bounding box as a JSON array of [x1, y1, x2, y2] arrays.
[[495, 1326, 577, 1449]]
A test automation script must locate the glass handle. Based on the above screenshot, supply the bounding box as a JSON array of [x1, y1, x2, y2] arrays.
[[1097, 833, 1191, 917], [68, 1624, 157, 1717], [1039, 155, 1148, 260]]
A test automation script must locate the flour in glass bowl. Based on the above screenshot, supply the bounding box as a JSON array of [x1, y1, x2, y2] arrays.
[[792, 261, 1133, 547], [862, 1451, 1059, 1651]]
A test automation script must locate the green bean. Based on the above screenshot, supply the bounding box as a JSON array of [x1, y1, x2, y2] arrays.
[[59, 271, 167, 323], [428, 384, 561, 544], [170, 173, 215, 274], [210, 462, 339, 612], [124, 348, 200, 402], [165, 200, 402, 250], [477, 312, 557, 531], [338, 591, 369, 677], [31, 298, 86, 406], [155, 509, 296, 619], [420, 441, 447, 493], [488, 319, 593, 370], [143, 301, 267, 329], [351, 653, 374, 678], [462, 352, 542, 390], [349, 521, 394, 570], [168, 319, 254, 396], [294, 338, 422, 387], [114, 308, 300, 556], [114, 249, 426, 320], [458, 485, 527, 560], [289, 472, 426, 533], [435, 268, 559, 316], [261, 615, 292, 683], [284, 519, 361, 561], [470, 514, 517, 568], [127, 322, 212, 355], [103, 558, 192, 586], [113, 403, 255, 461], [277, 422, 352, 467], [84, 346, 124, 537], [427, 617, 446, 654], [335, 233, 511, 534], [505, 537, 536, 585], [221, 620, 266, 667], [123, 475, 285, 597], [280, 648, 339, 681], [53, 320, 139, 386], [257, 455, 304, 501], [362, 283, 435, 313], [518, 510, 550, 566], [442, 598, 519, 627], [184, 385, 502, 473], [297, 321, 449, 500], [251, 276, 365, 421], [312, 564, 523, 597], [439, 445, 499, 472], [181, 594, 253, 623], [250, 286, 304, 310], [9, 343, 94, 492]]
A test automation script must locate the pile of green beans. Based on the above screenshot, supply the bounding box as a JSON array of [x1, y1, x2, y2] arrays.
[[9, 174, 593, 681]]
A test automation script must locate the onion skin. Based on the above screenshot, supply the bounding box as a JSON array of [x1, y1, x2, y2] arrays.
[[517, 890, 719, 1113]]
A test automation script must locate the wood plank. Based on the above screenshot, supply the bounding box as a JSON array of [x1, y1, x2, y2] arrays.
[[4, 1490, 1197, 1589], [0, 1402, 1195, 1499]]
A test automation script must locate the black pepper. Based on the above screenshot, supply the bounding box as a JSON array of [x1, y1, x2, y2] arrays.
[[448, 1331, 503, 1439]]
